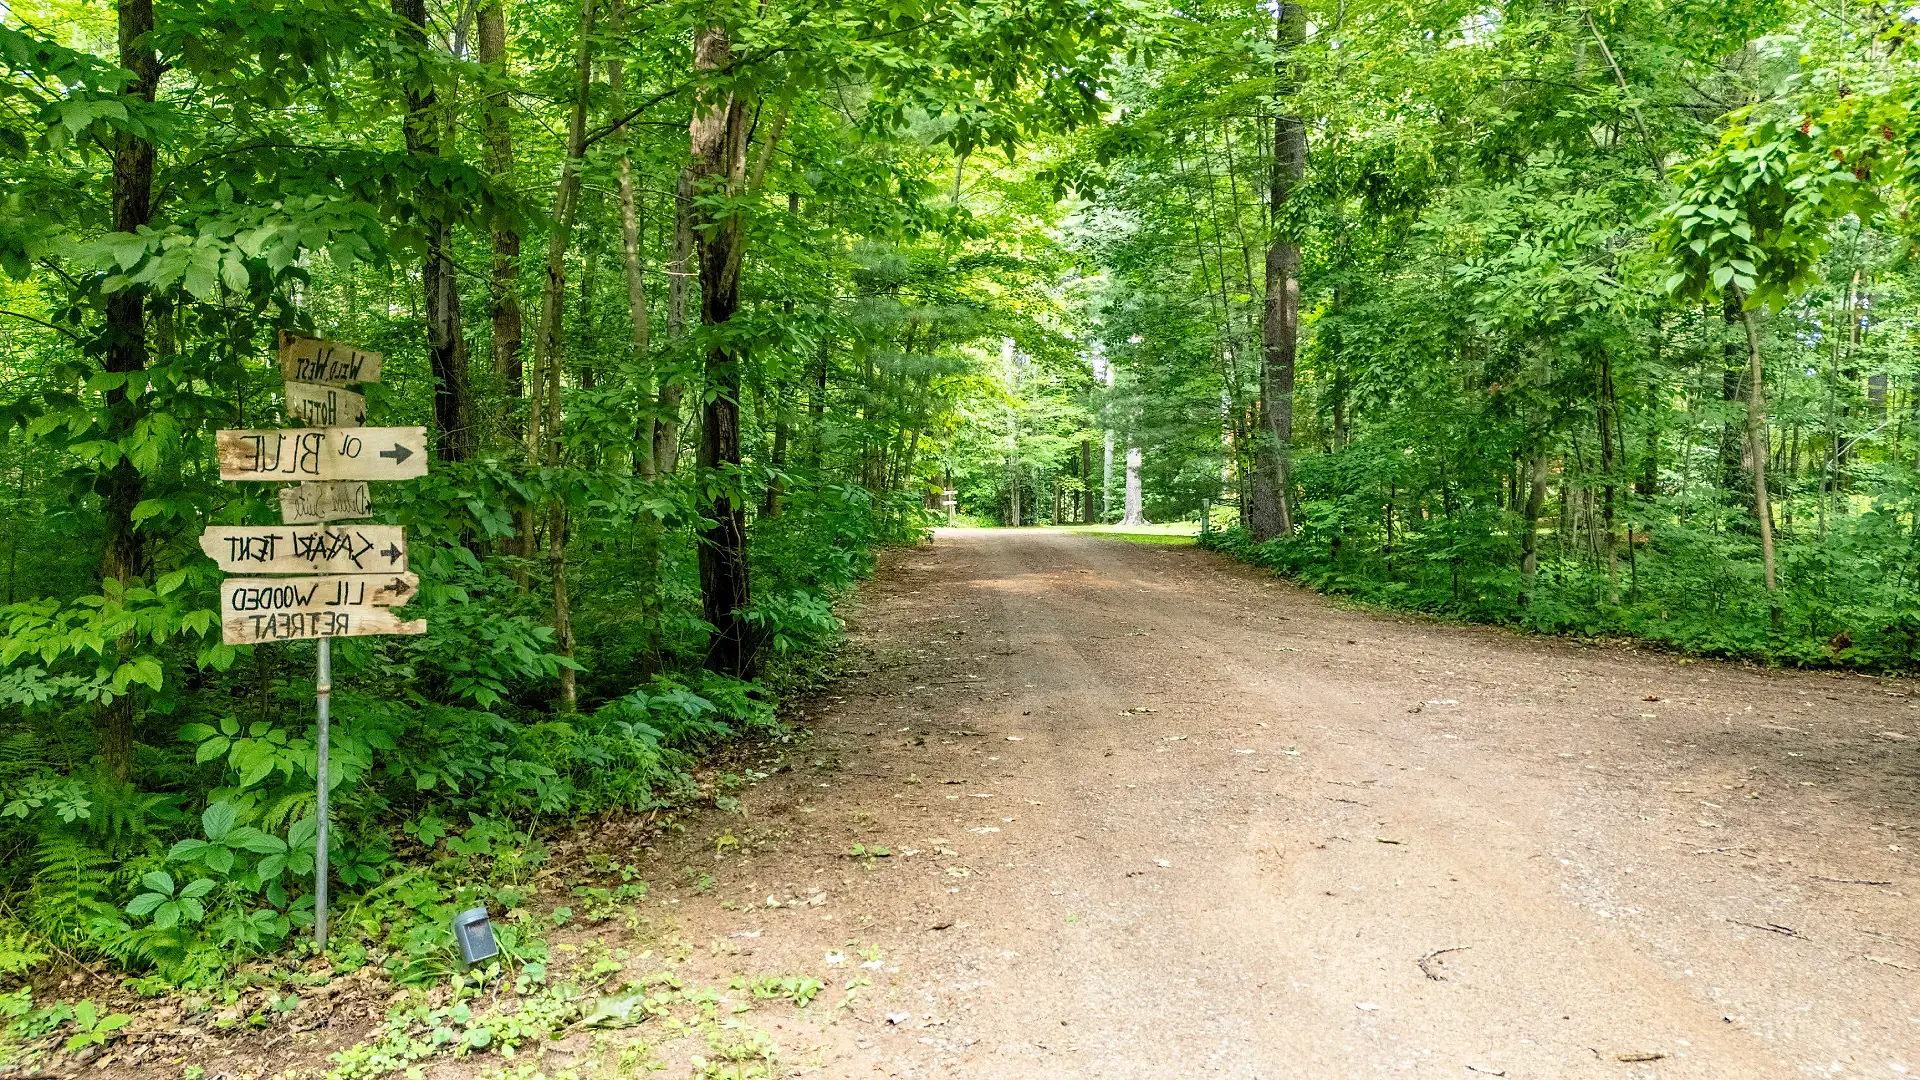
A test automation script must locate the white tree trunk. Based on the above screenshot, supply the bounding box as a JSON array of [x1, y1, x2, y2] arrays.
[[1122, 446, 1147, 525]]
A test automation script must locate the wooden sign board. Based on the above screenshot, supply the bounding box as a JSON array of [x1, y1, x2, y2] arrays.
[[220, 572, 421, 645], [280, 481, 371, 525], [217, 427, 427, 482], [225, 608, 426, 645], [223, 572, 418, 612], [284, 382, 367, 427], [278, 333, 382, 387], [200, 525, 408, 574]]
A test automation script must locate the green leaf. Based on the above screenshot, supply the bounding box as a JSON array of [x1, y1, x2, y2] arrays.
[[177, 877, 214, 899], [139, 870, 174, 896], [219, 249, 249, 293], [124, 892, 164, 917], [201, 800, 237, 841], [228, 826, 286, 854]]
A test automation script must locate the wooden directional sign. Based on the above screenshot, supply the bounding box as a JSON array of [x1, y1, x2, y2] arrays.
[[279, 332, 382, 387], [226, 607, 426, 645], [220, 573, 422, 645], [200, 524, 409, 574], [284, 382, 367, 427], [280, 481, 372, 525], [217, 427, 427, 482]]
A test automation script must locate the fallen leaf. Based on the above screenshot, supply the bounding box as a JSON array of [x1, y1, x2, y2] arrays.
[[1376, 836, 1404, 845]]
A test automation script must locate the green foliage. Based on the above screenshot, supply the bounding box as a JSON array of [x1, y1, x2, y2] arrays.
[[0, 0, 1063, 987]]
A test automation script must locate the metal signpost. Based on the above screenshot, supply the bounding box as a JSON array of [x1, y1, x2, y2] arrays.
[[205, 332, 428, 949]]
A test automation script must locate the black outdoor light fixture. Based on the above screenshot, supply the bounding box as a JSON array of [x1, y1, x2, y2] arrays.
[[453, 906, 499, 966]]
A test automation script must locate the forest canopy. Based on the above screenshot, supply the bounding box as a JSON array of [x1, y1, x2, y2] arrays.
[[1, 0, 1917, 1002]]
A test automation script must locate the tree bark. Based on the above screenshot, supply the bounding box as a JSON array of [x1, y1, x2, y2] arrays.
[[654, 169, 694, 474], [394, 0, 471, 462], [96, 0, 160, 783], [477, 0, 523, 420], [1249, 0, 1305, 540], [690, 24, 753, 677]]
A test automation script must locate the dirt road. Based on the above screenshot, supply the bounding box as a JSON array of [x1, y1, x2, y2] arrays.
[[620, 527, 1919, 1079]]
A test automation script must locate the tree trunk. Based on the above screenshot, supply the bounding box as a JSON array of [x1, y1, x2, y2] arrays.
[[1598, 352, 1619, 603], [1081, 438, 1093, 523], [527, 0, 593, 456], [478, 0, 522, 426], [1733, 290, 1780, 630], [609, 0, 653, 477], [395, 0, 471, 462], [763, 394, 788, 517], [1518, 452, 1550, 606], [523, 0, 593, 701], [548, 504, 576, 710], [1249, 0, 1305, 540], [618, 161, 652, 472], [690, 24, 753, 677], [1102, 430, 1114, 521], [1122, 446, 1147, 525], [1008, 416, 1022, 527], [96, 0, 160, 783], [654, 169, 694, 474], [809, 334, 829, 465], [1719, 291, 1746, 498]]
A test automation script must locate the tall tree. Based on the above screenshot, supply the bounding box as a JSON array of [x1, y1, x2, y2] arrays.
[[689, 23, 753, 676], [394, 0, 472, 462], [478, 0, 524, 420], [1247, 0, 1304, 540], [95, 0, 162, 782]]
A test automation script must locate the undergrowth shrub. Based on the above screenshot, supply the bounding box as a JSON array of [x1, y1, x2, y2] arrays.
[[0, 474, 925, 990]]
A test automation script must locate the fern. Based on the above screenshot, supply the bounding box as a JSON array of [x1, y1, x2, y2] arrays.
[[27, 831, 121, 956], [0, 731, 48, 791], [0, 917, 47, 979], [73, 777, 176, 857], [259, 789, 314, 833]]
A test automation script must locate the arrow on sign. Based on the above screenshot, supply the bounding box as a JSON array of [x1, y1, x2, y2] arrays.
[[379, 542, 404, 563], [379, 442, 413, 464]]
